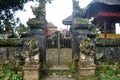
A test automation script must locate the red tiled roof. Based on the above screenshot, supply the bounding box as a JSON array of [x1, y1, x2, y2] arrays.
[[47, 22, 57, 28]]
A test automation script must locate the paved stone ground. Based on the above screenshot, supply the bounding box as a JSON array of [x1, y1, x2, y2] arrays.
[[49, 65, 70, 71], [41, 65, 75, 80], [44, 75, 75, 80]]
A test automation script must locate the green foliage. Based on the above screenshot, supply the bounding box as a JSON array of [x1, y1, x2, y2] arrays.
[[0, 0, 53, 34], [17, 24, 30, 34], [0, 61, 23, 80], [78, 77, 97, 80], [0, 70, 23, 80], [41, 64, 49, 74], [40, 64, 49, 79], [97, 70, 120, 80], [69, 63, 75, 73], [0, 0, 52, 12], [0, 0, 27, 11], [0, 16, 21, 34], [68, 62, 77, 78], [0, 0, 28, 34], [95, 60, 120, 80]]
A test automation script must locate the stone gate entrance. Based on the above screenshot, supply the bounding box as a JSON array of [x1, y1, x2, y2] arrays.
[[46, 31, 73, 65]]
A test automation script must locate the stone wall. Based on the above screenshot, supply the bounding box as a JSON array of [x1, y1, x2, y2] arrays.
[[0, 38, 41, 80], [95, 39, 120, 59]]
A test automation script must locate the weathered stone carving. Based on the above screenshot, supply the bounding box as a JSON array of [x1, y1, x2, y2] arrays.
[[79, 37, 96, 77], [80, 37, 95, 67], [24, 39, 40, 65], [23, 39, 40, 80]]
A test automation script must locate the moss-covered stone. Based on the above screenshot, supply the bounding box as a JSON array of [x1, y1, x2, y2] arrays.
[[96, 39, 120, 46], [0, 38, 22, 47], [74, 18, 89, 26], [27, 18, 44, 29]]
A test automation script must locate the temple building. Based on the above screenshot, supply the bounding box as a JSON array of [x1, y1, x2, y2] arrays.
[[45, 22, 57, 36], [86, 0, 120, 38]]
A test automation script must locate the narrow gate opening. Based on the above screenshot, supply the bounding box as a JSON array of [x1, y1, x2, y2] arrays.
[[46, 31, 72, 65]]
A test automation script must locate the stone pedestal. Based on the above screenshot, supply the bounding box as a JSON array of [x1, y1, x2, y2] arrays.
[[78, 59, 96, 79], [80, 67, 95, 77], [78, 61, 97, 80], [24, 65, 40, 80]]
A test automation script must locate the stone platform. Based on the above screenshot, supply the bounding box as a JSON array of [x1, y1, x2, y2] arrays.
[[49, 65, 70, 71], [44, 75, 75, 80]]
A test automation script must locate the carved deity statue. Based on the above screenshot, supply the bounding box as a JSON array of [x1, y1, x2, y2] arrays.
[[80, 37, 95, 67]]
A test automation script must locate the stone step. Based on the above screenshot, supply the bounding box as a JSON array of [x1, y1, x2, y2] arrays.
[[40, 65, 75, 80], [49, 65, 70, 71], [79, 77, 97, 80], [44, 75, 75, 80]]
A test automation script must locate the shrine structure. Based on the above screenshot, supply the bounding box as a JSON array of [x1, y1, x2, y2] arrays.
[[86, 0, 120, 38]]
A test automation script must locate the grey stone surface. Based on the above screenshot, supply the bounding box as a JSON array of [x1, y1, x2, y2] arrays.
[[44, 76, 75, 80], [49, 65, 70, 71], [41, 65, 75, 80]]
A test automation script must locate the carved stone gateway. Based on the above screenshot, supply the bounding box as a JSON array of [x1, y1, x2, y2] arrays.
[[23, 0, 46, 79]]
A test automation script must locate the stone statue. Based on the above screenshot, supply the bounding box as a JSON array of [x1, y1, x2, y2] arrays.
[[73, 0, 81, 18], [24, 39, 40, 65], [80, 37, 95, 67]]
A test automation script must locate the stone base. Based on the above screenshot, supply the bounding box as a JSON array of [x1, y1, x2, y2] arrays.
[[79, 67, 95, 77], [24, 65, 40, 80]]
